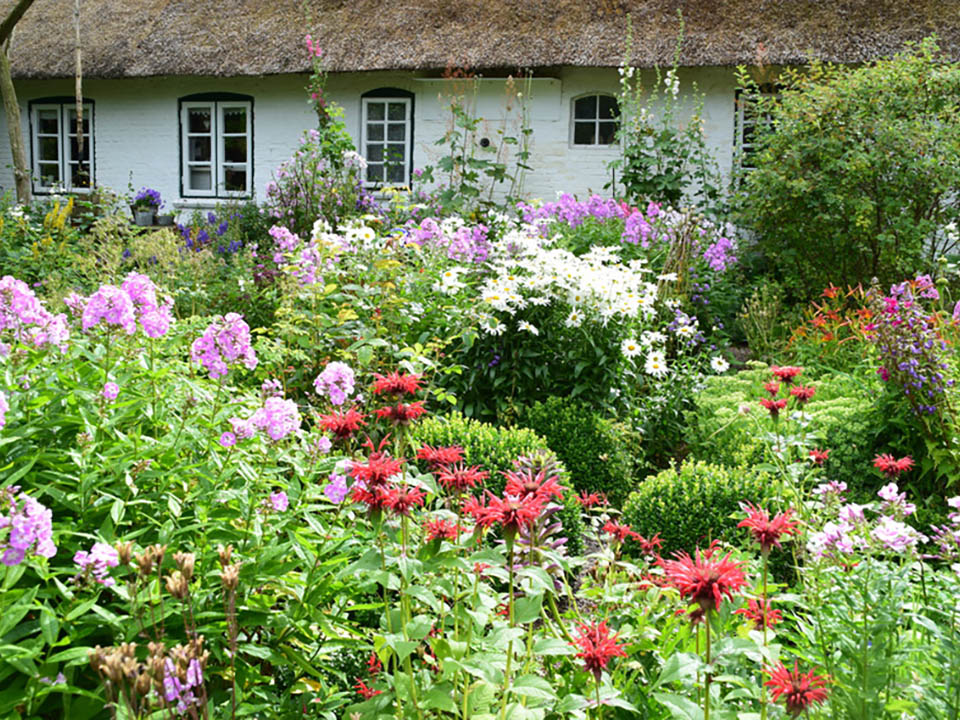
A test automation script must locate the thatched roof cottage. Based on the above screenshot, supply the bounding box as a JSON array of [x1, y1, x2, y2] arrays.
[[1, 0, 957, 207]]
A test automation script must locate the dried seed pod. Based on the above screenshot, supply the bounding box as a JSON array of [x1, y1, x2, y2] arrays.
[[173, 552, 195, 581], [221, 563, 240, 591], [115, 541, 134, 566], [217, 544, 233, 567], [165, 571, 189, 599]]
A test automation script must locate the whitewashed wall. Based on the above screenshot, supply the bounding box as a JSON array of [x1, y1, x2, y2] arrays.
[[0, 67, 738, 213]]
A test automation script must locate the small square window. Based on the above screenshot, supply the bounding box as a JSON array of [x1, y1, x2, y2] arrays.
[[180, 98, 253, 197], [571, 94, 620, 146], [30, 102, 95, 192]]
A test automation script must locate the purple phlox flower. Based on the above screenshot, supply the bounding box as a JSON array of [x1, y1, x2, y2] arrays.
[[228, 416, 256, 440], [0, 275, 71, 351], [73, 541, 119, 586], [261, 378, 284, 400], [0, 390, 8, 430], [268, 491, 289, 512], [190, 314, 258, 379], [313, 435, 332, 455], [813, 480, 848, 502], [871, 516, 926, 553], [838, 503, 867, 525], [877, 482, 917, 517], [0, 488, 56, 565], [807, 520, 858, 558], [313, 362, 355, 406], [82, 284, 137, 335], [324, 473, 349, 503], [250, 397, 301, 441], [219, 431, 236, 448], [269, 225, 301, 253], [102, 382, 120, 401]]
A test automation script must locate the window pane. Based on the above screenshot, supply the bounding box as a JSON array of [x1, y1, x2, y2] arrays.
[[599, 95, 619, 120], [67, 110, 90, 134], [388, 102, 405, 121], [70, 136, 90, 162], [598, 122, 618, 144], [39, 162, 59, 185], [189, 166, 212, 190], [367, 123, 384, 141], [224, 167, 247, 192], [366, 144, 383, 162], [573, 121, 596, 145], [366, 164, 384, 182], [224, 137, 247, 163], [386, 144, 405, 162], [387, 123, 405, 141], [188, 108, 212, 133], [190, 136, 211, 162], [366, 102, 385, 121], [70, 163, 92, 188], [574, 96, 597, 120], [38, 109, 59, 135], [39, 136, 60, 161], [222, 107, 247, 134], [386, 163, 405, 183]]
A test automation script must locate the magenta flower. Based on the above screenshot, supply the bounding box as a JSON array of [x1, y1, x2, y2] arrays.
[[102, 382, 119, 401], [74, 541, 119, 586], [313, 361, 355, 406], [219, 431, 236, 448], [0, 390, 8, 429], [0, 487, 56, 565], [269, 491, 289, 512], [190, 314, 258, 379]]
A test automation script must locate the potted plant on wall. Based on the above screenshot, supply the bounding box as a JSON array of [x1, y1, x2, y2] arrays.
[[131, 187, 162, 226]]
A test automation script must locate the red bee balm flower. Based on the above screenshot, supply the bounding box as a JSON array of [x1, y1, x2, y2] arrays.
[[502, 468, 564, 504], [350, 452, 404, 487], [417, 444, 464, 468], [465, 492, 544, 538], [352, 485, 391, 513], [435, 463, 489, 493], [602, 520, 641, 544], [576, 491, 605, 508], [734, 598, 782, 630], [873, 453, 914, 478], [809, 448, 830, 465], [375, 401, 427, 425], [424, 518, 460, 541], [738, 504, 799, 554], [760, 397, 789, 418], [789, 385, 816, 405], [354, 679, 381, 699], [660, 548, 748, 612], [770, 366, 803, 384], [318, 408, 366, 439], [383, 484, 426, 517], [570, 621, 628, 682], [763, 380, 781, 398], [372, 371, 423, 396], [765, 662, 829, 716], [366, 652, 382, 677]]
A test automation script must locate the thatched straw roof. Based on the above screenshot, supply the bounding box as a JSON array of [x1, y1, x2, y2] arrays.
[[6, 0, 960, 79]]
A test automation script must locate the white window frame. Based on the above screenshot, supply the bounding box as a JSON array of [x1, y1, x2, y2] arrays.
[[570, 93, 620, 148], [360, 96, 411, 187], [30, 102, 94, 193], [734, 86, 779, 174], [180, 100, 252, 198]]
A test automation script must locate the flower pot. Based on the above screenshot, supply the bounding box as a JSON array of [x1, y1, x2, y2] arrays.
[[156, 214, 174, 226], [134, 209, 155, 226]]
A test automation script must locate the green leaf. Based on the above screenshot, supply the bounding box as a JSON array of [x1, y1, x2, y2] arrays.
[[532, 637, 575, 656], [422, 683, 457, 713], [513, 593, 543, 624], [510, 674, 556, 701]]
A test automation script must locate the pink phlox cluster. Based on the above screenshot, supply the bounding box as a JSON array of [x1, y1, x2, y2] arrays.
[[269, 225, 301, 259], [163, 658, 203, 713], [121, 272, 174, 338], [268, 491, 289, 512], [228, 416, 256, 440], [324, 473, 349, 503], [621, 208, 654, 247], [73, 542, 119, 586], [871, 516, 926, 553], [190, 314, 258, 379], [250, 396, 301, 441], [877, 482, 917, 518], [806, 520, 860, 558], [313, 361, 355, 406], [929, 496, 960, 563], [813, 480, 848, 502], [703, 235, 738, 273], [82, 284, 137, 335], [408, 218, 490, 264], [261, 378, 284, 400], [0, 275, 71, 351], [0, 390, 8, 429], [0, 487, 56, 566]]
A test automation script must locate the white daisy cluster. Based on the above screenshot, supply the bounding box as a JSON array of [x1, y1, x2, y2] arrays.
[[311, 216, 379, 253]]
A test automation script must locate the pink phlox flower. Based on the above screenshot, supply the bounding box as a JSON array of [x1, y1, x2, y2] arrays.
[[191, 313, 258, 379], [82, 284, 137, 335], [250, 397, 301, 441], [73, 541, 119, 586], [0, 488, 56, 566]]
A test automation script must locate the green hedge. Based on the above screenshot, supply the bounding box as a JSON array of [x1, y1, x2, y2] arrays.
[[515, 395, 637, 506], [411, 411, 584, 554], [621, 460, 773, 556]]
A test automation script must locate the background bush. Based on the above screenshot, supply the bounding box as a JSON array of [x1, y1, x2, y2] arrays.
[[621, 460, 773, 556], [515, 395, 636, 505], [736, 38, 960, 300], [412, 410, 584, 553]]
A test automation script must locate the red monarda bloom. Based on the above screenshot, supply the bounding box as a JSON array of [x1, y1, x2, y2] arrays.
[[372, 371, 423, 397], [466, 492, 544, 538], [383, 484, 426, 517], [660, 547, 748, 612], [770, 366, 803, 384], [367, 652, 382, 677], [873, 453, 915, 478], [760, 397, 789, 418], [351, 485, 391, 513], [375, 401, 427, 425], [789, 385, 816, 405], [502, 468, 564, 504], [602, 520, 641, 544], [734, 598, 782, 630], [436, 463, 489, 493], [417, 444, 464, 469], [570, 621, 628, 682], [351, 452, 404, 487], [354, 679, 381, 699], [576, 491, 605, 508], [763, 380, 781, 398], [765, 662, 829, 716], [737, 504, 799, 554], [636, 532, 663, 556], [318, 408, 366, 439], [424, 518, 460, 541], [809, 448, 830, 465]]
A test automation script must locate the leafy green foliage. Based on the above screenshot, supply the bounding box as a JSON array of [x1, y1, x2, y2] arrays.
[[736, 38, 960, 299], [516, 395, 637, 506], [621, 460, 773, 556]]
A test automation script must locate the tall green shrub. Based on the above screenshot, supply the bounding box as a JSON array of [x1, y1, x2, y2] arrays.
[[736, 38, 960, 299]]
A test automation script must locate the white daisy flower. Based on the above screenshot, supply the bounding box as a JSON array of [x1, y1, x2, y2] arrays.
[[620, 338, 642, 358], [518, 321, 539, 335], [710, 356, 730, 374], [565, 309, 584, 328], [641, 330, 667, 347], [645, 351, 669, 378]]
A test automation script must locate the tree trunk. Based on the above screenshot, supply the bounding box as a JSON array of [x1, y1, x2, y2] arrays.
[[0, 44, 30, 204]]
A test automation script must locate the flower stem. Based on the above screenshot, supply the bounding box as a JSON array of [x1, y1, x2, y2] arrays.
[[705, 611, 712, 720], [499, 541, 516, 720]]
